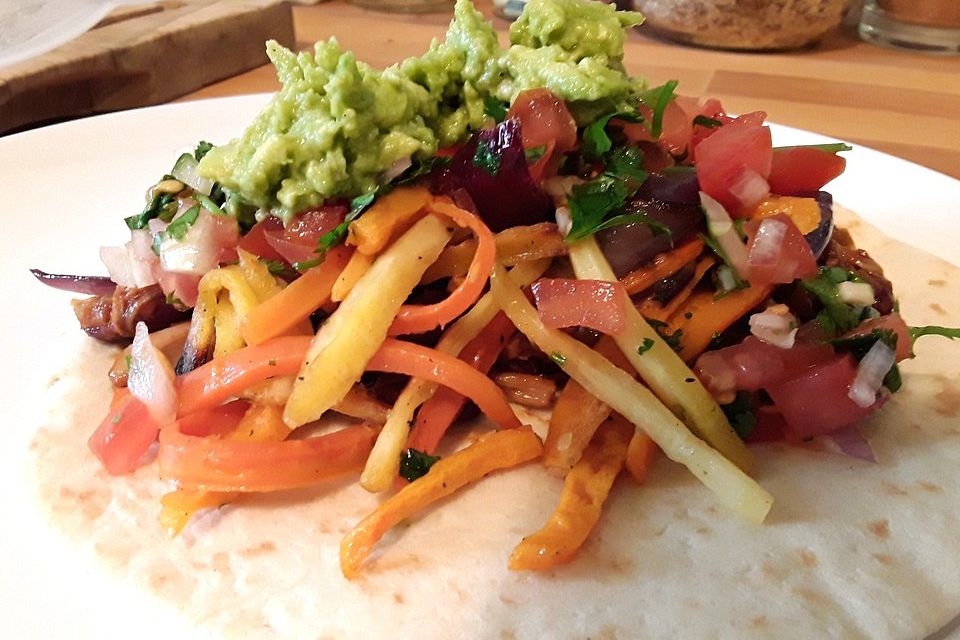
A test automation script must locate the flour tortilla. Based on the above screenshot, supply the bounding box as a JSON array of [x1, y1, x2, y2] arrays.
[[30, 207, 960, 639]]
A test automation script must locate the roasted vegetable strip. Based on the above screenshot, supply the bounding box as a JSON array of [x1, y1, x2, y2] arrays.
[[625, 422, 657, 484], [667, 284, 773, 362], [331, 251, 374, 303], [620, 238, 704, 296], [568, 237, 752, 472], [388, 200, 496, 336], [242, 246, 352, 345], [284, 214, 454, 428], [638, 255, 716, 323], [509, 418, 632, 571], [347, 186, 432, 255], [340, 427, 544, 578], [361, 259, 548, 491], [158, 421, 377, 492], [490, 262, 772, 523]]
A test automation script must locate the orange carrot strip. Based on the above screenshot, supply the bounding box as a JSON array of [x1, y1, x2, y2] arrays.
[[340, 427, 543, 578], [406, 312, 516, 454], [388, 199, 496, 336], [624, 418, 658, 484], [620, 238, 705, 296], [508, 418, 631, 571], [242, 245, 352, 346], [368, 338, 522, 431], [638, 255, 716, 323], [663, 284, 773, 362]]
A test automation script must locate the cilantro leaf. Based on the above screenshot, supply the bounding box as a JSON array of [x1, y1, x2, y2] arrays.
[[721, 391, 757, 440], [525, 144, 548, 163], [483, 95, 509, 123], [264, 260, 287, 275], [647, 319, 683, 352], [194, 141, 214, 161], [638, 80, 679, 139], [399, 448, 441, 482], [581, 110, 642, 160], [637, 337, 655, 355], [473, 140, 501, 176], [830, 328, 897, 360], [566, 175, 630, 242], [773, 143, 853, 154], [692, 115, 722, 129], [909, 325, 960, 342], [165, 205, 200, 241], [604, 145, 648, 184], [316, 189, 378, 255], [800, 267, 863, 336], [125, 192, 177, 230]]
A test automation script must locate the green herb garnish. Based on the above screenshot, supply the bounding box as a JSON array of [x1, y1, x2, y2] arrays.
[[525, 144, 548, 163], [638, 80, 679, 139], [549, 352, 567, 366], [773, 143, 853, 154], [193, 141, 214, 161], [909, 325, 960, 342], [722, 391, 757, 440], [637, 337, 655, 355], [483, 95, 509, 123], [473, 140, 501, 176], [581, 110, 642, 160], [800, 267, 864, 336], [165, 205, 200, 241], [647, 319, 683, 352], [264, 260, 287, 275], [692, 115, 722, 129], [399, 448, 441, 482], [125, 192, 177, 230]]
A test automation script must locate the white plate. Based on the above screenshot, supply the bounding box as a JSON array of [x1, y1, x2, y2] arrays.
[[1, 95, 959, 639], [0, 0, 145, 69]]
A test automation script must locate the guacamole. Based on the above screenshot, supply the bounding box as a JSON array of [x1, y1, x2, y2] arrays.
[[198, 0, 643, 221]]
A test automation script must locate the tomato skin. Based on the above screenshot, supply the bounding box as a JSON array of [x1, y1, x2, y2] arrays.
[[88, 394, 162, 475], [766, 354, 878, 440], [530, 277, 628, 335], [506, 89, 577, 182], [237, 217, 285, 262], [694, 121, 773, 216], [744, 213, 818, 287], [768, 147, 846, 195]]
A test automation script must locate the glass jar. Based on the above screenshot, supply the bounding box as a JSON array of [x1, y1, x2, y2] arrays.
[[348, 0, 454, 14], [634, 0, 852, 51], [859, 0, 960, 54]]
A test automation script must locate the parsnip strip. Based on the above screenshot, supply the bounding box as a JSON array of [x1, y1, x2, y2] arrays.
[[359, 258, 550, 493], [568, 236, 752, 472], [283, 214, 454, 429], [509, 418, 631, 571], [341, 427, 544, 578], [490, 262, 772, 523]]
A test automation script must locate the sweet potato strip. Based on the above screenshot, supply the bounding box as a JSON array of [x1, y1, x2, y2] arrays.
[[340, 427, 544, 578], [331, 251, 374, 303], [159, 404, 292, 534], [544, 336, 630, 473], [638, 255, 716, 323], [625, 423, 657, 484], [242, 245, 352, 346], [620, 238, 704, 296], [666, 284, 773, 362], [347, 186, 432, 255], [491, 261, 772, 523], [509, 419, 631, 571]]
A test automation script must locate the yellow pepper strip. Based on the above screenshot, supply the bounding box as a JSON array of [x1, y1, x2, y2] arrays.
[[331, 251, 374, 303], [346, 186, 432, 256], [748, 196, 821, 234], [340, 427, 544, 578], [158, 404, 290, 534], [509, 418, 632, 571]]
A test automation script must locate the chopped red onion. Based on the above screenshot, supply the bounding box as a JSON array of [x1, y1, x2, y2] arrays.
[[826, 425, 876, 463], [128, 322, 178, 427], [848, 340, 896, 408], [749, 217, 787, 267], [748, 305, 798, 349], [728, 166, 769, 211], [700, 191, 749, 278]]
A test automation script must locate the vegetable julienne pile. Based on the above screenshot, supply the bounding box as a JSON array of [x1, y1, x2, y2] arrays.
[[35, 0, 960, 579]]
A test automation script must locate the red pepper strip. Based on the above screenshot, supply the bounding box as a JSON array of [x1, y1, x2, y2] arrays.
[[368, 337, 522, 431], [158, 422, 377, 492], [388, 199, 496, 336], [406, 312, 517, 453], [176, 336, 312, 417], [88, 393, 161, 475]]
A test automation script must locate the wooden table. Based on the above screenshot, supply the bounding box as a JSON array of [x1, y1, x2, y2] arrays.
[[179, 1, 960, 181]]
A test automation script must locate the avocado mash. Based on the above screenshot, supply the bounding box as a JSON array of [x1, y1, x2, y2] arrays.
[[198, 0, 644, 221]]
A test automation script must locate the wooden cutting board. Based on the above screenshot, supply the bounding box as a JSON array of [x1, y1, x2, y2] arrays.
[[0, 0, 294, 135]]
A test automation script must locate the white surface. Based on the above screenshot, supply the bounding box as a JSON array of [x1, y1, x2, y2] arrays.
[[0, 0, 145, 69], [0, 95, 959, 639]]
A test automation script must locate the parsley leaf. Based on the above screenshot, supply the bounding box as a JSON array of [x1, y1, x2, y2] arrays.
[[165, 205, 200, 241], [483, 95, 509, 123], [525, 144, 548, 163], [638, 80, 679, 139], [604, 145, 648, 184], [581, 110, 642, 160], [399, 448, 441, 482], [316, 189, 378, 256], [773, 143, 853, 154], [721, 391, 757, 440], [194, 141, 214, 161], [647, 319, 683, 352], [125, 192, 178, 230], [637, 337, 655, 355], [264, 260, 287, 275], [473, 140, 501, 176], [909, 325, 960, 342]]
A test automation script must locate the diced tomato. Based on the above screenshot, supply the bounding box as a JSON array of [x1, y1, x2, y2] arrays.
[[744, 213, 818, 287], [507, 89, 577, 182], [694, 120, 773, 216], [263, 205, 347, 266], [766, 354, 878, 440], [620, 100, 693, 158], [695, 336, 835, 400], [842, 313, 914, 362], [88, 394, 162, 475], [530, 277, 628, 335], [238, 217, 285, 262], [768, 147, 846, 195]]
